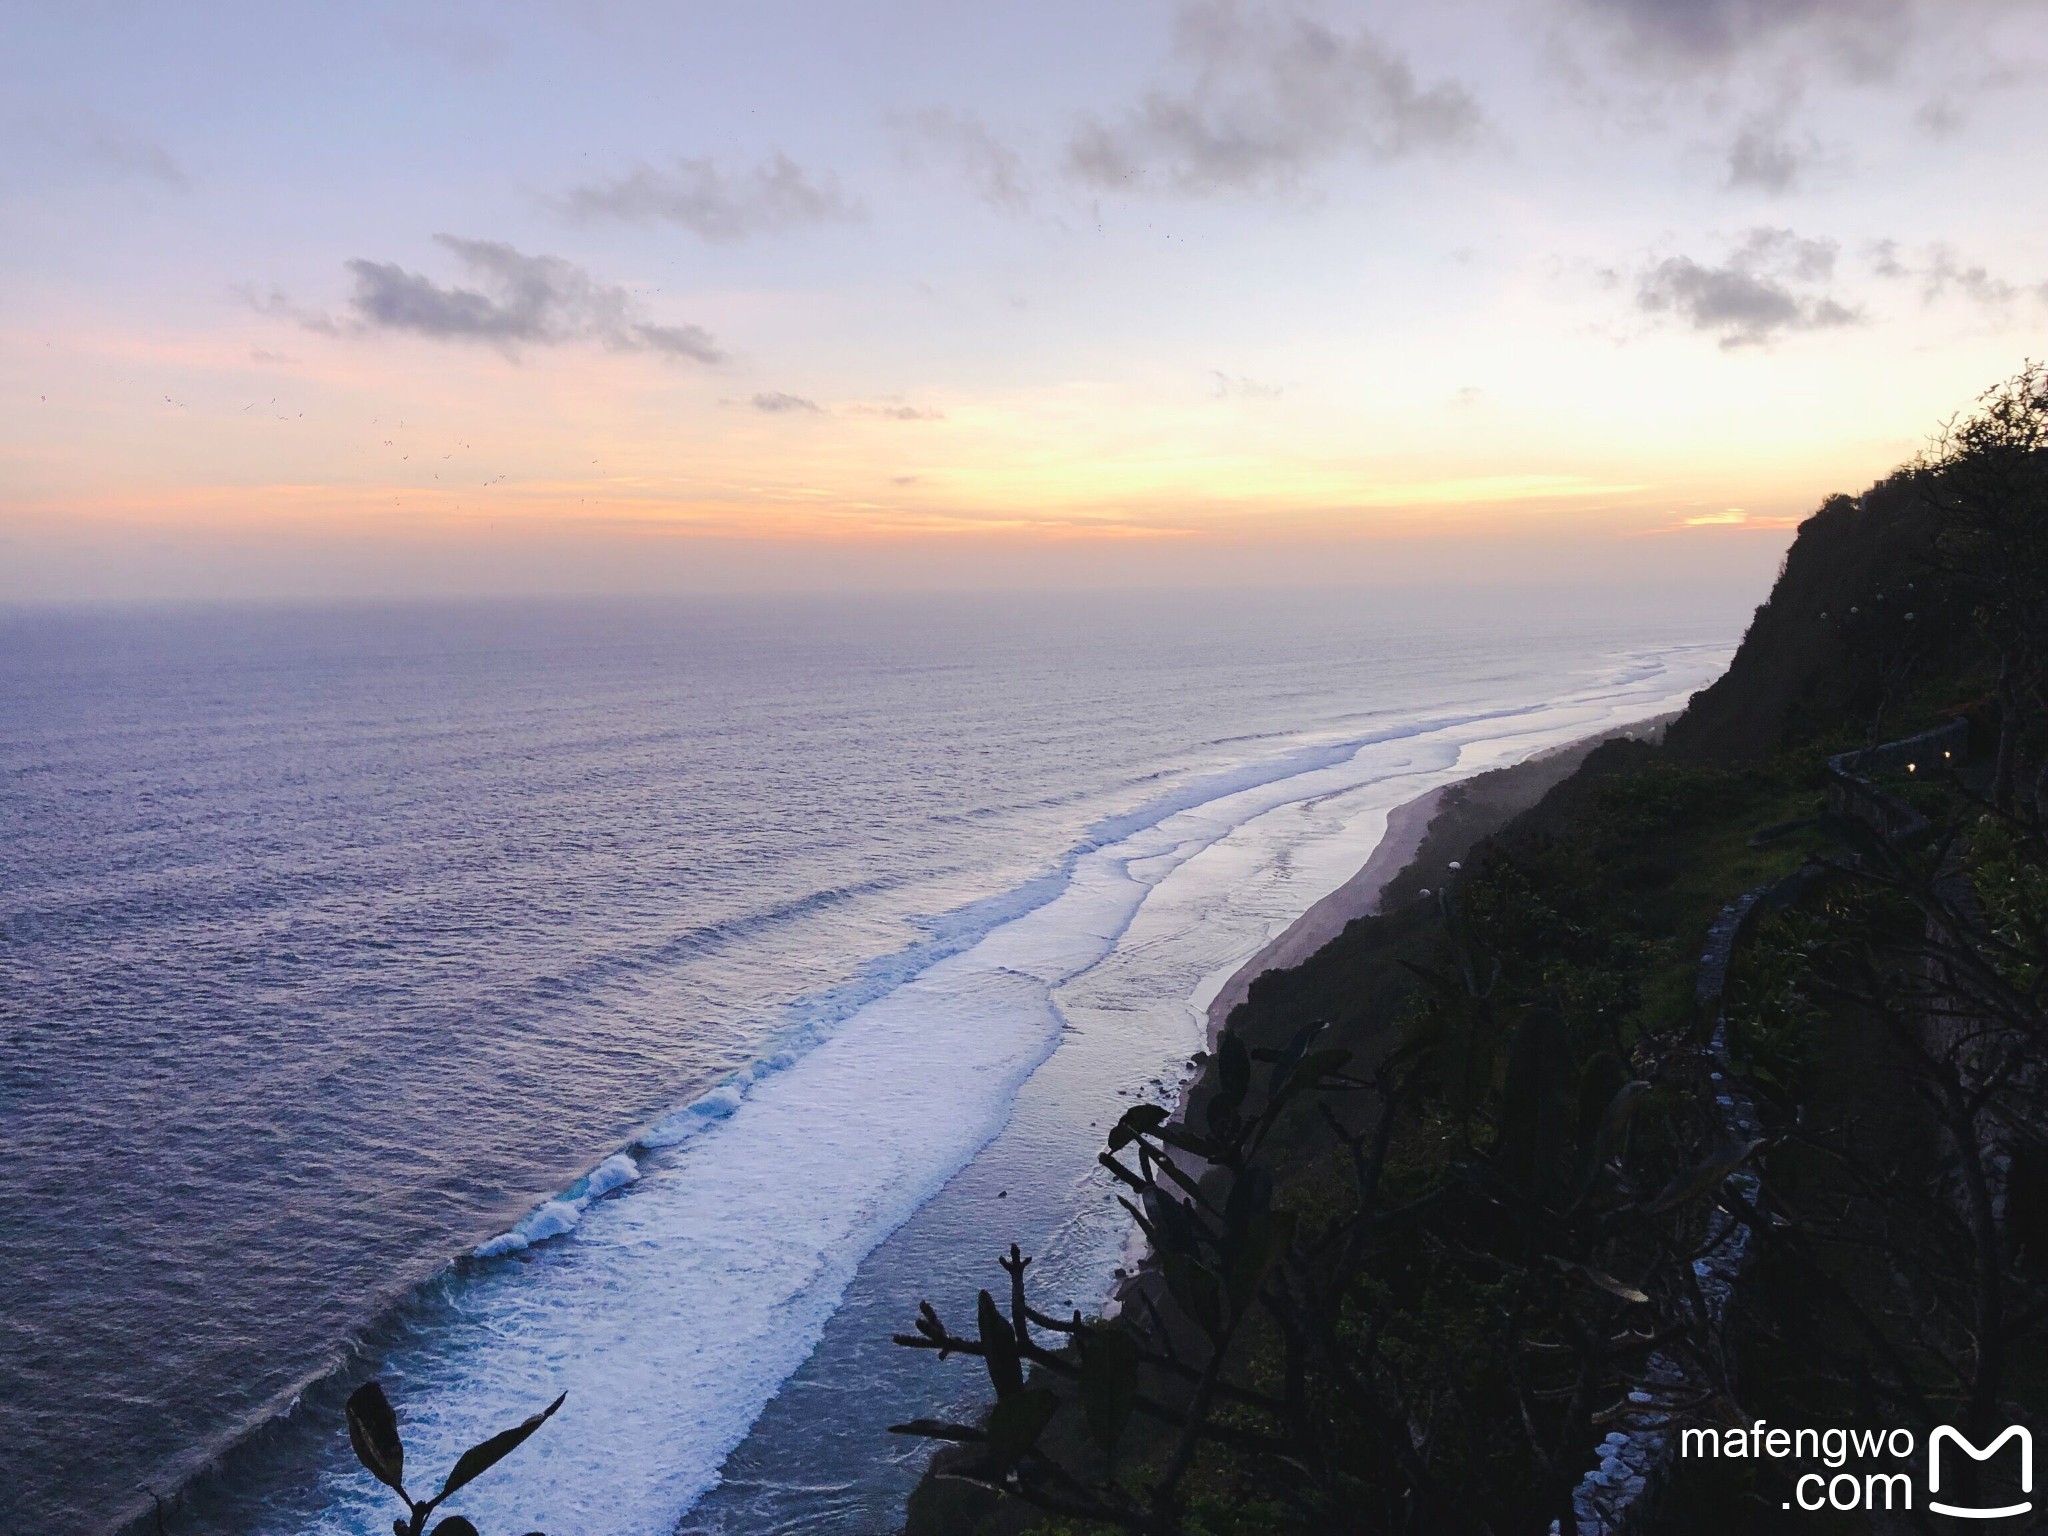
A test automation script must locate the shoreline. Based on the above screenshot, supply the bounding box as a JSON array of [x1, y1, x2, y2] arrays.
[[1201, 713, 1674, 1045], [1204, 785, 1448, 1043], [1094, 713, 1676, 1329]]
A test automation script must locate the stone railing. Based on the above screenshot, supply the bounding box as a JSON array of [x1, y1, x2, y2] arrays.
[[1553, 716, 1973, 1532], [1826, 718, 1970, 839], [1549, 886, 1770, 1536]]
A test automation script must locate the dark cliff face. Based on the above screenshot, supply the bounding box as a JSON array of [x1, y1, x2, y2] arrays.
[[1662, 476, 1941, 763]]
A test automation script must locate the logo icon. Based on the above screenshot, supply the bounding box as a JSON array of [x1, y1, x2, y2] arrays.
[[1930, 1426, 2033, 1520]]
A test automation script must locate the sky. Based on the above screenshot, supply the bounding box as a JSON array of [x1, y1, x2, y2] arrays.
[[3, 0, 2046, 600]]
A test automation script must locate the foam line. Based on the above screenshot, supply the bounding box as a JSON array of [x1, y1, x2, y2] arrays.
[[292, 645, 1728, 1536]]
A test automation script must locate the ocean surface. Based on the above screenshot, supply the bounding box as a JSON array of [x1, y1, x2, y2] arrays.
[[0, 589, 1746, 1534]]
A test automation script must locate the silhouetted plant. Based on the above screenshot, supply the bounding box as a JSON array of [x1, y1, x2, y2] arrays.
[[893, 956, 1743, 1534], [1721, 781, 2048, 1459], [888, 364, 2048, 1531], [343, 1379, 563, 1536]]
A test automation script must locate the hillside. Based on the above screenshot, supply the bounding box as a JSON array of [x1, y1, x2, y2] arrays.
[[892, 368, 2048, 1536]]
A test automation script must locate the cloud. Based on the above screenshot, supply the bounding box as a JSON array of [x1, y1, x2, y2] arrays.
[[563, 152, 861, 241], [1211, 371, 1284, 399], [847, 403, 946, 420], [20, 113, 189, 188], [750, 392, 821, 413], [1870, 240, 2041, 309], [83, 123, 188, 187], [240, 284, 340, 334], [1636, 227, 1860, 347], [1725, 115, 1808, 192], [1919, 249, 2019, 307], [1573, 0, 1916, 74], [264, 237, 724, 360], [1065, 0, 1480, 196], [1915, 97, 1966, 134], [892, 109, 1031, 211]]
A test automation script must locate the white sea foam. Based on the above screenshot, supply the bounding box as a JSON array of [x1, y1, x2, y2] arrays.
[[473, 1154, 644, 1256], [295, 644, 1730, 1536]]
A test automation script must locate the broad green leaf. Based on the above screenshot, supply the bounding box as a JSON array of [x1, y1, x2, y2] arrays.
[[1645, 1138, 1764, 1215], [1204, 1095, 1242, 1140], [1223, 1166, 1271, 1241], [1290, 1047, 1352, 1087], [977, 1290, 1023, 1399], [1216, 1031, 1251, 1102], [1151, 1122, 1220, 1159], [1079, 1327, 1140, 1453], [1106, 1102, 1169, 1151], [1265, 1020, 1326, 1095], [984, 1387, 1058, 1473], [1161, 1252, 1222, 1335], [345, 1381, 406, 1496], [888, 1418, 986, 1443], [1227, 1208, 1297, 1311], [435, 1392, 566, 1502], [1552, 1257, 1650, 1305]]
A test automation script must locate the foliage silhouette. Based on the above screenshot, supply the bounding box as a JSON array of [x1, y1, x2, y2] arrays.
[[343, 1380, 563, 1536]]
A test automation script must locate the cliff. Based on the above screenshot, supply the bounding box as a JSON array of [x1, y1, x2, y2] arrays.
[[894, 376, 2047, 1536]]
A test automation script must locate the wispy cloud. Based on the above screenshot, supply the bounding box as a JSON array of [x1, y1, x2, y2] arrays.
[[1065, 0, 1480, 196], [1636, 227, 1859, 348], [847, 402, 946, 420], [891, 109, 1031, 212], [562, 152, 862, 241], [750, 392, 821, 413], [22, 112, 189, 188], [1573, 0, 1916, 76], [1724, 111, 1816, 193], [1869, 240, 2044, 309], [1211, 371, 1284, 399], [255, 237, 724, 361]]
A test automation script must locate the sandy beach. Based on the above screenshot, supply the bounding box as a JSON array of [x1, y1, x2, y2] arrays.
[[1205, 714, 1673, 1043], [1204, 787, 1448, 1038]]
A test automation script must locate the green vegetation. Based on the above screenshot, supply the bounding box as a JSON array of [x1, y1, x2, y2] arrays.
[[898, 366, 2048, 1534], [341, 1380, 562, 1536]]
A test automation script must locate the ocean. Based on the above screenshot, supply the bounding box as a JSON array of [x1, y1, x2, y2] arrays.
[[0, 588, 1744, 1534]]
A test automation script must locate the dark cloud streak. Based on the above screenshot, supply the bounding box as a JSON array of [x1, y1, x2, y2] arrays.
[[1065, 1, 1479, 196], [300, 236, 723, 361], [1211, 371, 1283, 399], [1725, 116, 1807, 192], [847, 403, 946, 420], [1636, 227, 1859, 347], [563, 153, 861, 241], [1870, 240, 2044, 309], [891, 110, 1031, 212], [21, 113, 189, 188], [1575, 0, 1915, 73]]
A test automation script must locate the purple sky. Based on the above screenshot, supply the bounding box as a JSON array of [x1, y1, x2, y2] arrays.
[[4, 0, 2045, 598]]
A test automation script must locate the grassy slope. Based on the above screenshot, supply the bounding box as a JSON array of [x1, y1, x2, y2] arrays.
[[901, 477, 2009, 1535]]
